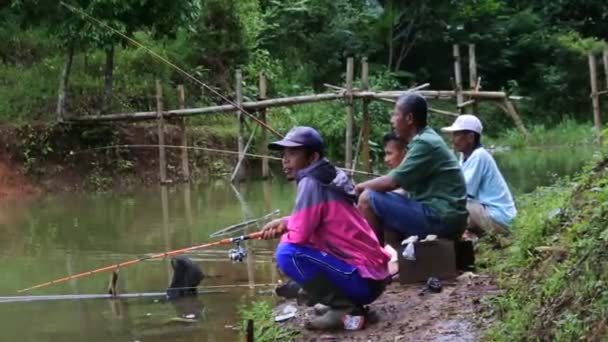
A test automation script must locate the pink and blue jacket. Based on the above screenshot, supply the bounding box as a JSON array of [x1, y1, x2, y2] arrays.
[[280, 159, 390, 280]]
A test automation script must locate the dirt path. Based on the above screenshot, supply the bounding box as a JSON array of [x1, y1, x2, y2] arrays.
[[280, 273, 497, 341], [0, 157, 38, 200]]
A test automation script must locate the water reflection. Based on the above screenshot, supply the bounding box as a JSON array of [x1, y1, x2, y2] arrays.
[[494, 146, 595, 194]]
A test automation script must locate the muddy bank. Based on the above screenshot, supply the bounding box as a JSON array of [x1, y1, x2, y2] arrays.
[[0, 122, 250, 197], [276, 273, 497, 341]]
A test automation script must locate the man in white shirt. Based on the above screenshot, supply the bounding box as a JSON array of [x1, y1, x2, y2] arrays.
[[441, 115, 516, 235]]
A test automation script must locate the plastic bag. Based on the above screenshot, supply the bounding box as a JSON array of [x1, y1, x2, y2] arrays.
[[401, 236, 419, 261], [421, 234, 437, 242], [384, 244, 398, 263]]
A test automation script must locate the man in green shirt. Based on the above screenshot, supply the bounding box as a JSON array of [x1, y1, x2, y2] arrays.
[[355, 93, 468, 242]]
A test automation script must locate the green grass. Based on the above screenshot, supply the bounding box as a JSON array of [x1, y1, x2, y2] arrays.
[[485, 119, 594, 149], [238, 300, 300, 341], [479, 152, 608, 340]]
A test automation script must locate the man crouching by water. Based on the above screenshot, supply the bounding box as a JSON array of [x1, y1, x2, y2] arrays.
[[261, 126, 390, 331]]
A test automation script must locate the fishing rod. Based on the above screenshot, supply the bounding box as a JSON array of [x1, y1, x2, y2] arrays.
[[18, 230, 266, 294], [0, 290, 228, 304], [59, 1, 283, 139], [68, 144, 381, 178], [2, 283, 281, 304], [167, 283, 279, 292], [209, 209, 280, 238]]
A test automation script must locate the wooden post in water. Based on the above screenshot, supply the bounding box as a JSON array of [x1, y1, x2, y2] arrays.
[[361, 57, 371, 173], [468, 44, 478, 115], [245, 319, 254, 342], [160, 185, 172, 282], [345, 57, 355, 169], [235, 69, 245, 180], [177, 85, 190, 181], [588, 52, 602, 144], [183, 183, 194, 244], [501, 100, 530, 139], [156, 80, 168, 184], [603, 49, 608, 91], [453, 44, 464, 114], [258, 72, 269, 179]]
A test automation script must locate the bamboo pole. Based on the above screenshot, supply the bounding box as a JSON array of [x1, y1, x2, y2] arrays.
[[345, 57, 355, 170], [156, 80, 168, 184], [231, 125, 257, 183], [365, 95, 460, 117], [361, 57, 371, 173], [259, 72, 269, 179], [177, 85, 190, 181], [236, 69, 246, 179], [325, 83, 429, 97], [183, 183, 193, 243], [429, 107, 459, 117], [67, 90, 514, 123], [497, 100, 530, 139], [453, 44, 464, 113], [457, 99, 476, 108], [468, 44, 478, 114], [603, 49, 608, 91], [69, 93, 345, 122], [351, 127, 364, 178], [588, 52, 602, 144], [160, 185, 172, 282], [388, 89, 506, 99]]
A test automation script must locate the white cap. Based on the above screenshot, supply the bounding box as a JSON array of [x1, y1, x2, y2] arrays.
[[441, 114, 483, 134]]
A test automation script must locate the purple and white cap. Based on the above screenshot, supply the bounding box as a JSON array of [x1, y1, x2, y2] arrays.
[[268, 126, 324, 151]]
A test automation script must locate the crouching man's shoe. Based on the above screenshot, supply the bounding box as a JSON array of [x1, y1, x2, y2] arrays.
[[312, 303, 331, 316], [305, 304, 366, 331]]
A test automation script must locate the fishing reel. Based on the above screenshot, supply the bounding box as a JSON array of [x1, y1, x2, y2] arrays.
[[228, 240, 247, 262]]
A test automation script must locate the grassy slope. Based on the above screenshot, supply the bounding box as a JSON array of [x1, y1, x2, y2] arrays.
[[480, 153, 608, 340]]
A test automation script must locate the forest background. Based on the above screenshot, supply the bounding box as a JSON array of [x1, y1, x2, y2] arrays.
[[1, 0, 607, 161]]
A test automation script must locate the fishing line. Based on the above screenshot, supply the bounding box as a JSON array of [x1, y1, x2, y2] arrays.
[[68, 144, 380, 177]]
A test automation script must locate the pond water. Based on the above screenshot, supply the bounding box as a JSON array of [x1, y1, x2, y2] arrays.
[[493, 146, 596, 194], [0, 146, 595, 341]]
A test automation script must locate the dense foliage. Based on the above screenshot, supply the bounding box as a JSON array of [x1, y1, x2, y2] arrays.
[[0, 0, 606, 151]]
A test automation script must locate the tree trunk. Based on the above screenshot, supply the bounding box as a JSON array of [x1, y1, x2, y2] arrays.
[[83, 52, 88, 74], [387, 24, 394, 71], [101, 44, 114, 114], [394, 38, 416, 72], [393, 19, 416, 72], [56, 46, 74, 122]]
